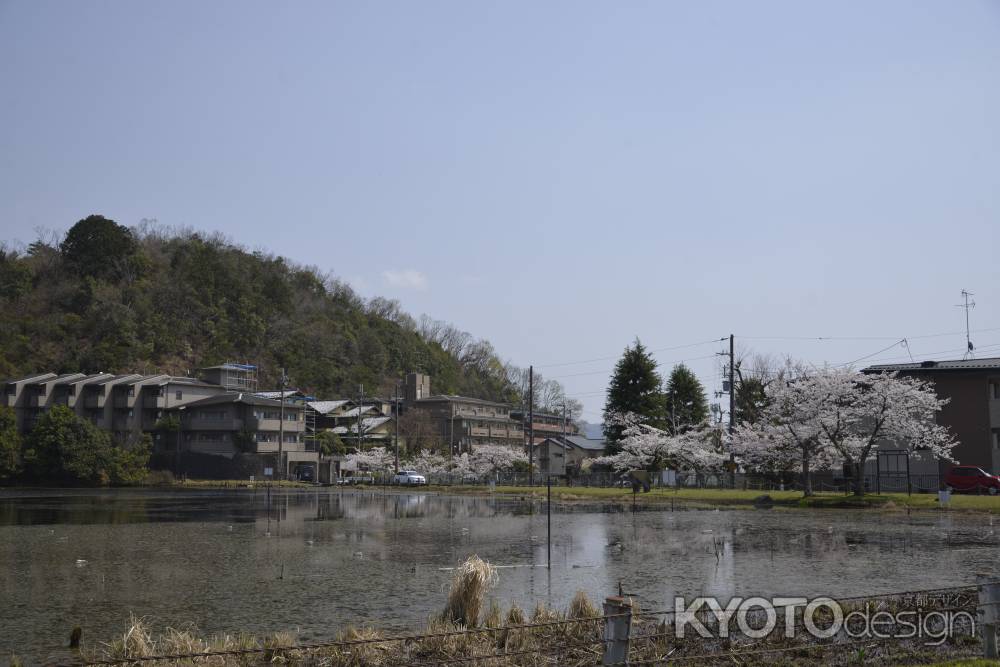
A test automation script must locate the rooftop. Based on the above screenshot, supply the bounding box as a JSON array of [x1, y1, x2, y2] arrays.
[[416, 395, 510, 408], [307, 399, 351, 414], [863, 357, 1000, 373], [182, 392, 302, 409]]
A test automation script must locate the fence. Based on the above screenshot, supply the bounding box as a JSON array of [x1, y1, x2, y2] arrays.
[[375, 470, 944, 495], [69, 579, 1000, 665]]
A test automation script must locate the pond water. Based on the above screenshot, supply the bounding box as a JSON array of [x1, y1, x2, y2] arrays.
[[2, 488, 998, 663]]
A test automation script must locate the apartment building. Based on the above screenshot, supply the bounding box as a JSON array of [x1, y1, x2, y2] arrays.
[[2, 372, 224, 440], [402, 374, 522, 452], [178, 392, 313, 477], [862, 357, 1000, 474], [510, 409, 580, 445]]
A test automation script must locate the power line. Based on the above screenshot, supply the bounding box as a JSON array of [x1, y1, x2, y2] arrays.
[[737, 325, 1000, 343], [548, 353, 720, 380], [533, 338, 726, 369]]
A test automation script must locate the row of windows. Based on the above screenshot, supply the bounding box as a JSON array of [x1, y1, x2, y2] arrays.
[[256, 432, 302, 443]]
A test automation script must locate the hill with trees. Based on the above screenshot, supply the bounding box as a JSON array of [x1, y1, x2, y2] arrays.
[[0, 215, 574, 409]]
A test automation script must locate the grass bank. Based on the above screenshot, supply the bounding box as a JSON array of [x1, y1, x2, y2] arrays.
[[426, 484, 1000, 513]]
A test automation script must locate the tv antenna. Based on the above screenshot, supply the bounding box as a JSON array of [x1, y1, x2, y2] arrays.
[[955, 289, 976, 359]]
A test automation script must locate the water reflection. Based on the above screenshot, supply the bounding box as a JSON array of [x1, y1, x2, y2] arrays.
[[1, 488, 998, 663]]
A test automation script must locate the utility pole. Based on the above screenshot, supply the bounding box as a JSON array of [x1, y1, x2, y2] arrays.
[[528, 366, 534, 487], [394, 383, 400, 472], [957, 289, 976, 359], [728, 335, 736, 488], [357, 383, 364, 452], [278, 368, 286, 482]]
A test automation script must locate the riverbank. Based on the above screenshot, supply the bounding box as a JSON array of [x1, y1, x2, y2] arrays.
[[427, 484, 1000, 513]]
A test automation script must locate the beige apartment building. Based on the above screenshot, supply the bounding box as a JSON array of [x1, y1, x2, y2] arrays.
[[2, 366, 314, 478], [178, 392, 313, 477], [402, 373, 523, 452]]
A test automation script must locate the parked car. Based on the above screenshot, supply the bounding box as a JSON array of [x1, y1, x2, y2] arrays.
[[944, 465, 1000, 494], [394, 470, 427, 485], [297, 466, 315, 483]]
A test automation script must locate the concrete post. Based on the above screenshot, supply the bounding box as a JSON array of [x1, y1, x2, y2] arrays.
[[979, 574, 1000, 659], [602, 596, 632, 665]]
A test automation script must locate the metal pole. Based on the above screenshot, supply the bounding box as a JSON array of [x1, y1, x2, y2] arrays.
[[906, 451, 912, 496], [529, 366, 534, 487], [876, 453, 881, 495], [278, 368, 285, 482], [547, 474, 552, 569]]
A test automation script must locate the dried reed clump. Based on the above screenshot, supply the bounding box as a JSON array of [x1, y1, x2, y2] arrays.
[[106, 614, 156, 659], [568, 590, 600, 619], [440, 555, 498, 627]]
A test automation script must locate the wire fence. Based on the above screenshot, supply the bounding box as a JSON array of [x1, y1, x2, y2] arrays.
[[68, 582, 992, 666]]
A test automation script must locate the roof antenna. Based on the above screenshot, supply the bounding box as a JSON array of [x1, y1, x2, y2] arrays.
[[955, 289, 976, 360]]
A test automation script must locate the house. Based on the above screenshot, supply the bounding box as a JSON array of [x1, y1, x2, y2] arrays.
[[532, 435, 606, 476], [862, 357, 1000, 475]]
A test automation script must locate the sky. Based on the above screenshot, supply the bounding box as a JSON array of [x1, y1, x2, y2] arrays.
[[2, 0, 999, 423]]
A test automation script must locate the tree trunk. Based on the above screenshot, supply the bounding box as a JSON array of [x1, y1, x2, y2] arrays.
[[801, 455, 812, 497], [853, 461, 864, 497]]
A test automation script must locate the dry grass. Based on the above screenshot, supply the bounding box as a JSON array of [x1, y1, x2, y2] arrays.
[[85, 557, 984, 666], [439, 554, 498, 627]]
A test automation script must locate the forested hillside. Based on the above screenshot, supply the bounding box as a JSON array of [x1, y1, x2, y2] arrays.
[[0, 215, 573, 407]]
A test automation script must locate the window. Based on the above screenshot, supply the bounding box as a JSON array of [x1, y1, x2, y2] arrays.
[[127, 387, 135, 397], [127, 409, 134, 417], [175, 391, 183, 400], [992, 382, 1000, 400], [69, 386, 76, 396]]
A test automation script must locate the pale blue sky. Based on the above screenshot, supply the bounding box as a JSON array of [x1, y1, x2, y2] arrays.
[[2, 1, 999, 421]]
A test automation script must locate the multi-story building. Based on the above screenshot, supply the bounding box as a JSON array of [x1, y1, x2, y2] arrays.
[[1, 368, 313, 478], [510, 409, 580, 446], [402, 373, 522, 452], [532, 435, 606, 476], [2, 372, 224, 439], [862, 357, 1000, 474], [178, 392, 312, 477]]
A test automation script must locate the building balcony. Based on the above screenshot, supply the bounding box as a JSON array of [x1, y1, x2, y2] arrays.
[[184, 417, 244, 431], [248, 417, 304, 432]]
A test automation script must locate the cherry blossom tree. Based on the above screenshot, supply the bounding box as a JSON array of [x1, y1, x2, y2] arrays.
[[407, 449, 450, 475], [733, 367, 957, 497], [595, 412, 726, 474], [469, 443, 528, 480], [730, 370, 834, 497], [345, 446, 395, 476], [811, 369, 956, 496]]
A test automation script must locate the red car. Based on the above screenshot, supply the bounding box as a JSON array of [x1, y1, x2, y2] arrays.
[[944, 465, 1000, 494]]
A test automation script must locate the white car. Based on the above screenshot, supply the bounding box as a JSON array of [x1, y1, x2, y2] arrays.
[[394, 470, 427, 485]]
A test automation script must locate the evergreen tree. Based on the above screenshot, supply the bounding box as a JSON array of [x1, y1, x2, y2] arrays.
[[0, 406, 22, 480], [664, 364, 710, 434], [602, 339, 666, 453]]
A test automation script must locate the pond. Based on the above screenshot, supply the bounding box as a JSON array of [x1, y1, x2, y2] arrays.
[[2, 487, 998, 662]]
